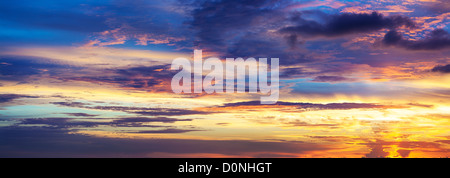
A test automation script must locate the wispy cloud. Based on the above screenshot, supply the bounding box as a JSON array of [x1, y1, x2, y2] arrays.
[[0, 94, 38, 103], [51, 101, 215, 116]]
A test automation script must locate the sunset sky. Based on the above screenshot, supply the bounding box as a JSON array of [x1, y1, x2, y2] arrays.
[[1, 0, 450, 158]]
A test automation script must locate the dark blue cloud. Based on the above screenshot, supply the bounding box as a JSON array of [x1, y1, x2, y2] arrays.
[[115, 65, 175, 78], [64, 64, 176, 90], [0, 57, 57, 78], [67, 76, 161, 89], [51, 101, 215, 116], [0, 57, 81, 81], [382, 29, 450, 50], [63, 113, 99, 117], [188, 2, 421, 67], [312, 76, 352, 82], [189, 0, 317, 65], [113, 117, 193, 123], [225, 34, 313, 65], [0, 126, 327, 157], [12, 116, 194, 129], [50, 101, 87, 108], [279, 11, 416, 47], [18, 117, 101, 128], [191, 0, 288, 49], [0, 94, 38, 103], [132, 128, 203, 134], [432, 64, 450, 73]]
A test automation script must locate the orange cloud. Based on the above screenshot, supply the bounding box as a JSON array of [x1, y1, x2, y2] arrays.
[[83, 25, 185, 48]]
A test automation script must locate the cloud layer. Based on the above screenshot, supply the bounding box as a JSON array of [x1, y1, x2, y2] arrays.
[[1, 0, 450, 158]]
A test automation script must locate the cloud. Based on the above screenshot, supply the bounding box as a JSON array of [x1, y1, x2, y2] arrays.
[[365, 140, 389, 158], [0, 126, 329, 157], [1, 46, 189, 68], [397, 149, 411, 158], [279, 11, 416, 42], [0, 57, 80, 81], [217, 101, 406, 110], [312, 76, 354, 82], [18, 117, 101, 129], [12, 116, 195, 131], [131, 128, 203, 134], [0, 94, 38, 103], [423, 0, 450, 13], [115, 65, 175, 79], [131, 109, 211, 116], [283, 120, 338, 127], [63, 113, 99, 117], [364, 140, 448, 158], [216, 122, 230, 126], [84, 26, 185, 47], [287, 0, 345, 10], [51, 102, 88, 108], [68, 76, 161, 90], [431, 64, 450, 73], [407, 103, 434, 108], [58, 64, 176, 92], [51, 102, 214, 116], [280, 67, 310, 78], [190, 0, 288, 50], [225, 34, 313, 65], [382, 29, 450, 50], [0, 0, 189, 47], [189, 0, 315, 65], [113, 117, 193, 124]]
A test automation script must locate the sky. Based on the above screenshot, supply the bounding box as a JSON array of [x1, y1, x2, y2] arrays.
[[0, 0, 450, 158]]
